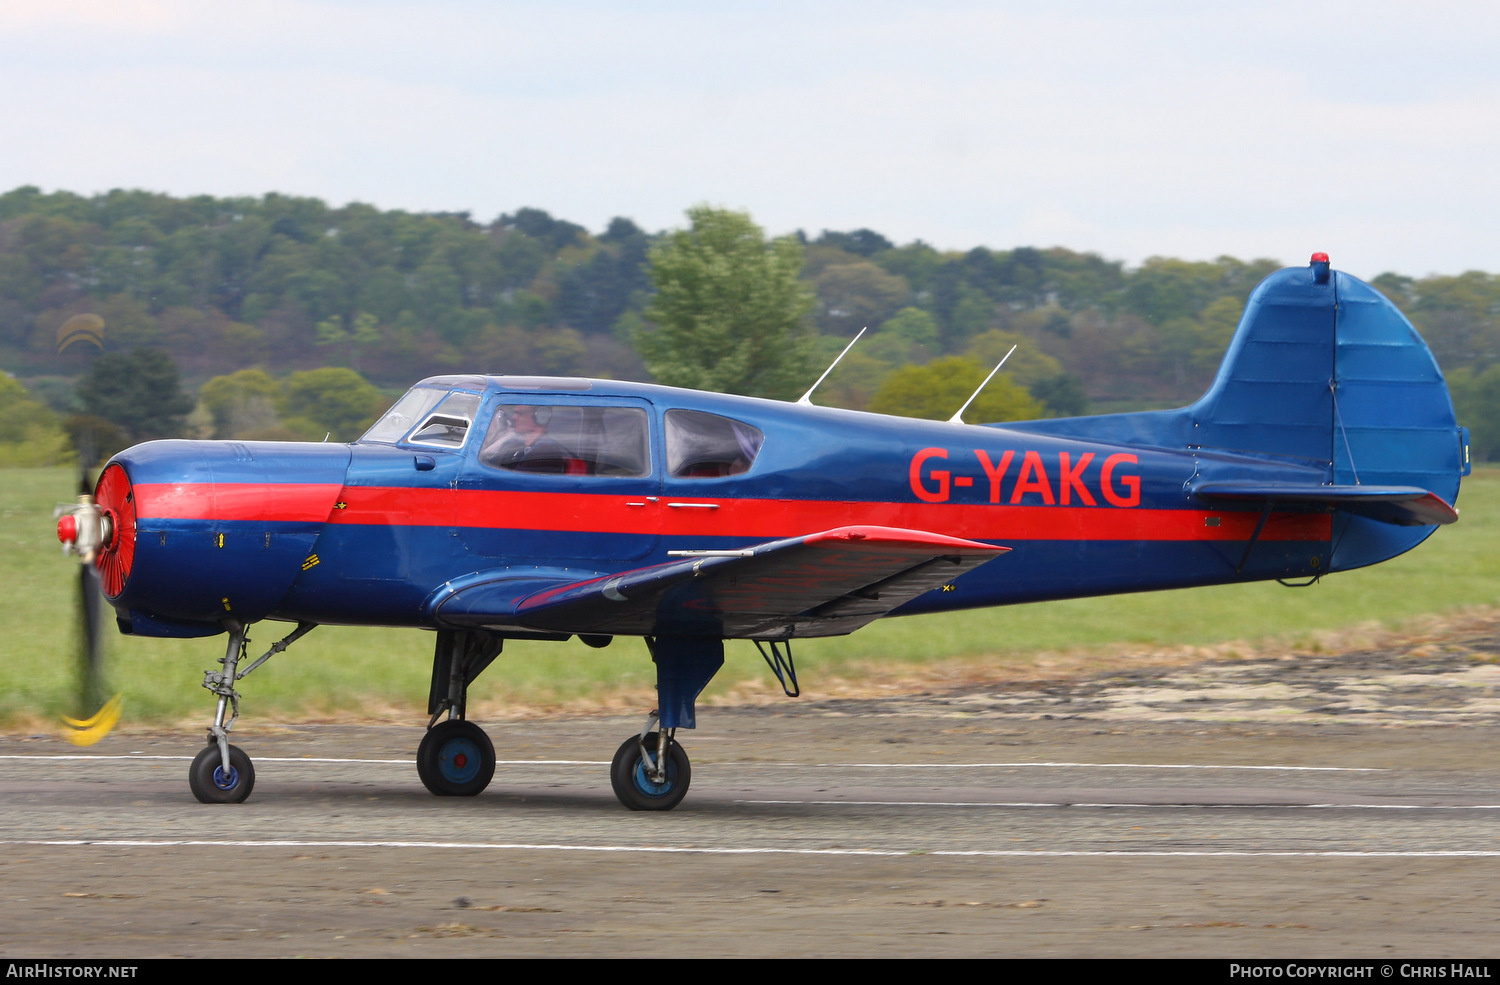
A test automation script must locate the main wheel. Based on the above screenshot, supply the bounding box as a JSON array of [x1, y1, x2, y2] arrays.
[[610, 732, 691, 811], [416, 720, 496, 796], [189, 743, 255, 804]]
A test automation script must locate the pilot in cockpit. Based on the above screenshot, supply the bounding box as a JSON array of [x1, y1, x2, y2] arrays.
[[480, 405, 575, 472]]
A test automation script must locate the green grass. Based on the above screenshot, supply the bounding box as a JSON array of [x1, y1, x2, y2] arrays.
[[2, 466, 1494, 726]]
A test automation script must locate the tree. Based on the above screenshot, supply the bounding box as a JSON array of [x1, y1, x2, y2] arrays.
[[1190, 296, 1243, 377], [199, 368, 281, 438], [945, 286, 996, 347], [965, 329, 1087, 416], [868, 356, 1043, 423], [635, 206, 816, 400], [814, 261, 909, 335], [278, 367, 386, 441], [1402, 271, 1500, 371], [78, 347, 194, 442], [966, 329, 1065, 387], [0, 374, 69, 465], [1447, 365, 1500, 461], [1027, 373, 1089, 417], [862, 306, 940, 367], [814, 228, 894, 257]]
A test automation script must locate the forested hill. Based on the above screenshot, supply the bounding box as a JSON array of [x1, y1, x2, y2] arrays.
[[3, 185, 1500, 460]]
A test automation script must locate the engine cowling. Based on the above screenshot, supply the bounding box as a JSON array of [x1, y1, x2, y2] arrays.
[[100, 440, 351, 636]]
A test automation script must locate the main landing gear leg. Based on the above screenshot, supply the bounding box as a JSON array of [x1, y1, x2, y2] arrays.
[[189, 620, 316, 804], [609, 636, 723, 812], [610, 711, 691, 811], [416, 630, 502, 797]]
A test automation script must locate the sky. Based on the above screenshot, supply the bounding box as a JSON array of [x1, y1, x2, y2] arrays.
[[2, 0, 1498, 278]]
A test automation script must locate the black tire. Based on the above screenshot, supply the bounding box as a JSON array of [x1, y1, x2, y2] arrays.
[[188, 743, 255, 804], [416, 720, 496, 797], [610, 732, 691, 811]]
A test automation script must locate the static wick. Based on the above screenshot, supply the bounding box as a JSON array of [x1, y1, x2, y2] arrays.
[[797, 327, 867, 406], [948, 345, 1017, 424]]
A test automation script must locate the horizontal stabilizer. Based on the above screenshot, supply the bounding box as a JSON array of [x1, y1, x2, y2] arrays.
[[1193, 482, 1458, 527], [434, 525, 1007, 639]]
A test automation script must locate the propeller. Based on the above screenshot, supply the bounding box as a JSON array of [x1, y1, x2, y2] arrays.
[[54, 442, 124, 746]]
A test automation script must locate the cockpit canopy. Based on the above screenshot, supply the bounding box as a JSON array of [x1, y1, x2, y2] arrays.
[[361, 380, 766, 479]]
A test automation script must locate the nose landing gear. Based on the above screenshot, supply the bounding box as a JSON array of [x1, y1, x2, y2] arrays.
[[188, 620, 315, 805]]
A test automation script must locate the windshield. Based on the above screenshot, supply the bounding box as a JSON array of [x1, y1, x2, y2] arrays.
[[361, 387, 448, 444], [407, 391, 482, 448]]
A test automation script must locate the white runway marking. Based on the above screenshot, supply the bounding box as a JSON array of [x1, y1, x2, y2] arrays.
[[741, 799, 1500, 810], [733, 761, 1384, 771], [0, 755, 603, 765], [0, 755, 1381, 771], [7, 839, 1500, 859]]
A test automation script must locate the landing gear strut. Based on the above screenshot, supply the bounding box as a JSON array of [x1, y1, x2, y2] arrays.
[[189, 619, 315, 805], [604, 636, 722, 811], [610, 711, 691, 811], [418, 630, 502, 797]]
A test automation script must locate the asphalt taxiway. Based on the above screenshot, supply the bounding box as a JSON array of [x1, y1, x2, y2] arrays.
[[1, 695, 1497, 957], [6, 621, 1500, 957]]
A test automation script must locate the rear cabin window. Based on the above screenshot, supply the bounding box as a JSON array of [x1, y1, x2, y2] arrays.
[[479, 404, 650, 476], [665, 409, 764, 477]]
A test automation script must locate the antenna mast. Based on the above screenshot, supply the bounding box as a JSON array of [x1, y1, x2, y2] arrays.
[[796, 327, 867, 406], [948, 345, 1017, 424]]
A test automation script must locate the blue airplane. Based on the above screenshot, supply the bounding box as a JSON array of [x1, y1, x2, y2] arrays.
[[56, 254, 1467, 810]]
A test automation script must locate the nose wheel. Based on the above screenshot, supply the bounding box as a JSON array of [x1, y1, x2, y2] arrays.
[[417, 719, 496, 796], [188, 742, 255, 804], [610, 729, 691, 811]]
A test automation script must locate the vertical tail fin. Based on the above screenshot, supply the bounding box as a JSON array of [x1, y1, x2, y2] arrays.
[[1190, 255, 1467, 570], [1007, 254, 1468, 572], [1190, 254, 1466, 500]]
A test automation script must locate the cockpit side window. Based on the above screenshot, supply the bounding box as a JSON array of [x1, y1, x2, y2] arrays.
[[361, 387, 448, 444], [479, 403, 650, 476], [407, 391, 481, 448], [665, 409, 764, 477]]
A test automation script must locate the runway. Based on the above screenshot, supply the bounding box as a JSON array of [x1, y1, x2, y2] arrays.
[[1, 696, 1498, 957]]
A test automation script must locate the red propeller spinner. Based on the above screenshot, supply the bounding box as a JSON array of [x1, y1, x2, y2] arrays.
[[56, 463, 137, 599]]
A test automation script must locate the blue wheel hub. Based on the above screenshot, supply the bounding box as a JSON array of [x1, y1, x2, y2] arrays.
[[212, 765, 240, 791], [439, 737, 483, 784], [632, 755, 676, 798]]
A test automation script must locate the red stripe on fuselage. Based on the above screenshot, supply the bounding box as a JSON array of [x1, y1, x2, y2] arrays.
[[344, 486, 1330, 542], [130, 482, 1333, 542], [133, 483, 345, 523]]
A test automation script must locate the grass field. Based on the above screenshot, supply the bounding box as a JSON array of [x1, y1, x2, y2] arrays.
[[2, 466, 1495, 727]]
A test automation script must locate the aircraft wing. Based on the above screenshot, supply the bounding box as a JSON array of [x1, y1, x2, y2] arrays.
[[432, 525, 1008, 639], [1192, 483, 1459, 527]]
